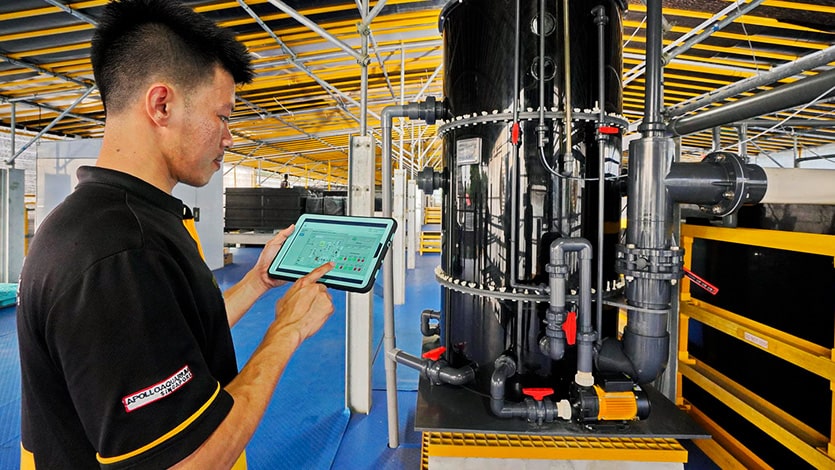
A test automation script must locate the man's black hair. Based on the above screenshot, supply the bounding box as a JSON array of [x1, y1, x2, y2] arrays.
[[91, 0, 254, 115]]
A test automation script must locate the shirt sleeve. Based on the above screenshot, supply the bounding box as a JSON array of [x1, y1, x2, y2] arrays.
[[44, 248, 234, 468]]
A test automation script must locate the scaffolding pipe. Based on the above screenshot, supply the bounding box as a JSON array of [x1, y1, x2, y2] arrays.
[[266, 0, 363, 61], [7, 86, 96, 165], [668, 45, 835, 118]]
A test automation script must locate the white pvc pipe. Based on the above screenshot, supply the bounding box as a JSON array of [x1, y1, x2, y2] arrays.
[[761, 168, 835, 205]]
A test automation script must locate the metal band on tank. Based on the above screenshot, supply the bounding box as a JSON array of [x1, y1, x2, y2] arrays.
[[437, 111, 628, 135], [434, 266, 550, 302]]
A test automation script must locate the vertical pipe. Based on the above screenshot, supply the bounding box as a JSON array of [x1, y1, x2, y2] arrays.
[[509, 0, 521, 286], [562, 0, 573, 159], [536, 0, 548, 148], [399, 44, 406, 169], [641, 0, 664, 135], [712, 126, 721, 151], [10, 103, 15, 164], [360, 20, 369, 136], [381, 110, 399, 448], [593, 5, 608, 348]]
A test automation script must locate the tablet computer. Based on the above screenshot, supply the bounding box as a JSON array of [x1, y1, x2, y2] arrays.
[[267, 214, 397, 293]]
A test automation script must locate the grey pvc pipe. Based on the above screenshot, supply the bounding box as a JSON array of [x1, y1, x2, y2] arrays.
[[640, 0, 664, 135], [391, 349, 475, 386], [593, 4, 607, 348], [380, 100, 444, 448], [669, 68, 835, 136], [549, 238, 595, 384], [668, 44, 835, 118]]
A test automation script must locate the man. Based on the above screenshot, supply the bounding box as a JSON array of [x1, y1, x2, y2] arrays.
[[16, 0, 335, 468]]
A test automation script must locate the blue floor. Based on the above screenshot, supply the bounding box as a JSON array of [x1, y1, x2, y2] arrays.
[[0, 247, 717, 469]]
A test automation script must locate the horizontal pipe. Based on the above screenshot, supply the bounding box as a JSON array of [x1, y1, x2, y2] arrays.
[[761, 168, 835, 205], [668, 44, 835, 118], [669, 68, 835, 136]]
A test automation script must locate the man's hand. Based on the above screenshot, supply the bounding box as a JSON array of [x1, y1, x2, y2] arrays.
[[273, 261, 335, 344], [252, 224, 296, 290]]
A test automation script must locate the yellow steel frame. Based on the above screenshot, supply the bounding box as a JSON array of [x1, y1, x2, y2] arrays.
[[678, 223, 835, 468], [419, 432, 687, 464]]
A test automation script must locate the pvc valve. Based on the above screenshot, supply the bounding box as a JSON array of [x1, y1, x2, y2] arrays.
[[422, 346, 447, 361], [522, 387, 554, 401], [562, 311, 577, 345]]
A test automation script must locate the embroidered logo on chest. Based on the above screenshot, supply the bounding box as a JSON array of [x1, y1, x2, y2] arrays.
[[122, 365, 194, 412]]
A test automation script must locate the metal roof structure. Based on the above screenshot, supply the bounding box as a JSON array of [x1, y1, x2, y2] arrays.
[[2, 0, 835, 187]]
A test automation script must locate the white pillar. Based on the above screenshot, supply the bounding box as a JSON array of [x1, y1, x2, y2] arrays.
[[346, 136, 375, 413], [393, 169, 406, 304], [1, 169, 25, 283], [407, 180, 417, 269]]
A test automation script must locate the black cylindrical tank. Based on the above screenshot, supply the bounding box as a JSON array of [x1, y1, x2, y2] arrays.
[[438, 0, 626, 394]]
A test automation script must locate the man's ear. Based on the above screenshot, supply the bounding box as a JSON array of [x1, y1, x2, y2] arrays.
[[145, 83, 173, 127]]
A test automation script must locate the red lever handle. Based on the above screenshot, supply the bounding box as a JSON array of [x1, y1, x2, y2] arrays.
[[511, 122, 521, 145], [422, 346, 447, 361], [598, 125, 620, 135], [683, 267, 719, 295], [562, 311, 577, 346], [522, 387, 554, 401]]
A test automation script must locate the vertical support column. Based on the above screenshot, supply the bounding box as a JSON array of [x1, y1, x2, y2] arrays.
[[393, 169, 406, 304], [407, 179, 417, 269], [345, 135, 375, 413], [1, 169, 25, 283]]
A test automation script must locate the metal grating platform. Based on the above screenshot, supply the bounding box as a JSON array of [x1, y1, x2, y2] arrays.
[[420, 432, 688, 463]]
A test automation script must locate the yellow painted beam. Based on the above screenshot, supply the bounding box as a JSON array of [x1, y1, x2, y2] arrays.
[[680, 361, 834, 468], [680, 224, 835, 259], [685, 403, 771, 469], [682, 300, 835, 380]]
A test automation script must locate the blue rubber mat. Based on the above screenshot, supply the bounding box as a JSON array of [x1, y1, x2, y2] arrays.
[[371, 253, 442, 392], [0, 306, 20, 469], [219, 247, 350, 470]]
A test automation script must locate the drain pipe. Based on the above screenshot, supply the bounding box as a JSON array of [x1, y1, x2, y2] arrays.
[[602, 0, 677, 385], [391, 348, 475, 386], [592, 4, 608, 349], [381, 98, 446, 448], [541, 238, 596, 387], [490, 356, 569, 423]]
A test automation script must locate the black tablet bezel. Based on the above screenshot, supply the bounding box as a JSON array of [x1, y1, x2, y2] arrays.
[[267, 214, 397, 293]]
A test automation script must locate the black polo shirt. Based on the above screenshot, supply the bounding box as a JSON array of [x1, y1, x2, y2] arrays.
[[17, 166, 237, 468]]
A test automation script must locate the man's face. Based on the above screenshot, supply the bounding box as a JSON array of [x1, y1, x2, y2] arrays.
[[166, 66, 236, 188]]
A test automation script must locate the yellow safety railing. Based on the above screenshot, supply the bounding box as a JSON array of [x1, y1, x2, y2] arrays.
[[424, 206, 441, 225], [419, 231, 441, 255], [678, 224, 835, 469]]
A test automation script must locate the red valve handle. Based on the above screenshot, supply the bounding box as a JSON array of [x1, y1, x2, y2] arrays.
[[683, 267, 719, 295], [522, 387, 554, 401], [511, 122, 521, 145], [598, 125, 620, 135], [562, 311, 577, 346], [422, 346, 447, 361]]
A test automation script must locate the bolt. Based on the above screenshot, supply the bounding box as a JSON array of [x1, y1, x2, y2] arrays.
[[712, 205, 724, 214], [723, 191, 735, 199]]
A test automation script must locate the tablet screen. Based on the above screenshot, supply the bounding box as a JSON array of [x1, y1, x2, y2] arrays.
[[267, 214, 397, 292]]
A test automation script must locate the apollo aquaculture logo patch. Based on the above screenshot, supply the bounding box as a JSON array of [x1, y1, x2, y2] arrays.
[[122, 365, 193, 413]]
